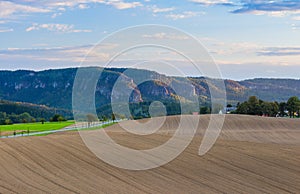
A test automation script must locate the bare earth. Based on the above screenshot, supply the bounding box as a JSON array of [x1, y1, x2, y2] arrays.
[[0, 115, 299, 193]]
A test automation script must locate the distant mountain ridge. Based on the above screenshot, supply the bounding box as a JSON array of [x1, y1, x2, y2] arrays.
[[0, 68, 299, 111]]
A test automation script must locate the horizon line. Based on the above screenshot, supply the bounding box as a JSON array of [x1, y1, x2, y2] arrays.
[[0, 66, 299, 81]]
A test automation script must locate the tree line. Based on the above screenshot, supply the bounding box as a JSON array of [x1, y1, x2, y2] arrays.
[[0, 112, 67, 125], [235, 96, 300, 118]]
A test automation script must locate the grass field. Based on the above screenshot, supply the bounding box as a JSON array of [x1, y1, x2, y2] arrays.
[[0, 121, 75, 133]]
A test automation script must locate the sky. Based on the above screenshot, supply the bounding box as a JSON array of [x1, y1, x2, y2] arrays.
[[0, 0, 300, 80]]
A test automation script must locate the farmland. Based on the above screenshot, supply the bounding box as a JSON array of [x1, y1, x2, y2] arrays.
[[0, 115, 299, 193], [0, 121, 75, 136]]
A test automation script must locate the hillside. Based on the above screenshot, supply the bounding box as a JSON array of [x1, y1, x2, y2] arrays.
[[0, 115, 299, 193], [240, 78, 300, 102], [0, 68, 300, 110], [0, 100, 72, 120]]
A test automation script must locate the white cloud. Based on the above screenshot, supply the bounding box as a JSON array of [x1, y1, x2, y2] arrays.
[[191, 0, 300, 20], [166, 11, 204, 20], [0, 44, 118, 66], [241, 10, 300, 18], [258, 47, 300, 56], [0, 0, 143, 21], [0, 28, 14, 33], [150, 5, 175, 13], [51, 12, 63, 18], [26, 23, 92, 33], [105, 0, 143, 10], [0, 1, 50, 19], [190, 0, 232, 5], [47, 1, 92, 8], [231, 0, 300, 20], [78, 4, 90, 9], [201, 38, 262, 59], [58, 7, 67, 11], [46, 0, 142, 10], [44, 0, 143, 10]]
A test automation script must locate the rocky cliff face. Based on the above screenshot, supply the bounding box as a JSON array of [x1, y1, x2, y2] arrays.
[[0, 67, 300, 110]]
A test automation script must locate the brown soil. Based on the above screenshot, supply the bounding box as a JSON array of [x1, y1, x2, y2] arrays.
[[0, 115, 299, 193]]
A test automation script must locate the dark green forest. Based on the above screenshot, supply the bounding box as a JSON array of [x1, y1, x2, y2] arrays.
[[0, 100, 71, 125]]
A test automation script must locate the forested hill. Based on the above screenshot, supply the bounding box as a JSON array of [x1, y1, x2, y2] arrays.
[[0, 68, 299, 110], [0, 100, 72, 120]]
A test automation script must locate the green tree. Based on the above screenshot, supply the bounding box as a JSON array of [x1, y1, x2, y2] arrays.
[[4, 119, 12, 125], [287, 96, 300, 118], [261, 101, 272, 116], [261, 102, 279, 117], [111, 113, 116, 123], [51, 114, 66, 122], [236, 102, 249, 114], [0, 112, 7, 125], [200, 106, 211, 114], [58, 116, 65, 122], [270, 102, 279, 117], [236, 96, 262, 115], [247, 96, 261, 115], [19, 112, 33, 123], [40, 118, 46, 124], [279, 102, 287, 117], [236, 96, 280, 117]]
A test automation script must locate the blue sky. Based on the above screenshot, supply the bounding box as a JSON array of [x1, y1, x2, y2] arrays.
[[0, 0, 300, 80]]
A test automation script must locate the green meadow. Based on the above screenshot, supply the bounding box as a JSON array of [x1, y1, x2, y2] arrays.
[[0, 121, 75, 133]]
